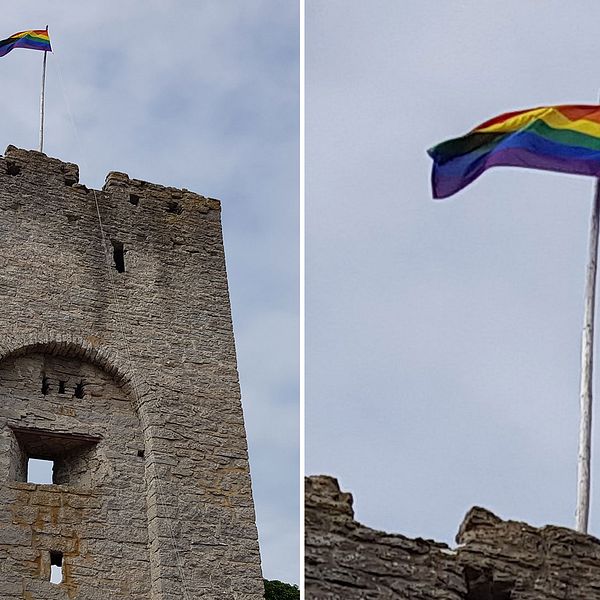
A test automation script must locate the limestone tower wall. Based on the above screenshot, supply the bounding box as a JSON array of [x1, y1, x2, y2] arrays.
[[0, 146, 263, 599]]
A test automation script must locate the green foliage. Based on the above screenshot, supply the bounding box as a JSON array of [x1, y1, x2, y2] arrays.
[[264, 579, 300, 600]]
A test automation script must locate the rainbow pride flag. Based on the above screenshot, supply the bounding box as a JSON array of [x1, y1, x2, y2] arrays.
[[428, 105, 600, 199], [0, 29, 51, 58]]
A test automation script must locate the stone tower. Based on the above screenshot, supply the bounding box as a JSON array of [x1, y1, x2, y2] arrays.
[[0, 146, 263, 599]]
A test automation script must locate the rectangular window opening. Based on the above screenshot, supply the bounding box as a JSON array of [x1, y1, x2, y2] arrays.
[[27, 458, 54, 484], [12, 428, 102, 487], [50, 551, 63, 584], [74, 381, 85, 399], [41, 374, 50, 395], [111, 239, 126, 273]]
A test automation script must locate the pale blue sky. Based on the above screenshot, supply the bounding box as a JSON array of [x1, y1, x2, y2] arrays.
[[307, 0, 600, 544], [1, 1, 298, 584], [13, 0, 600, 583]]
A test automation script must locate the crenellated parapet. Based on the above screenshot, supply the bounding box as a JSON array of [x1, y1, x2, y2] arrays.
[[306, 475, 600, 600]]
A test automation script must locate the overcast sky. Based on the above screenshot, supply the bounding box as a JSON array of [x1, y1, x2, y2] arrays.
[[307, 0, 600, 545], [1, 1, 298, 584]]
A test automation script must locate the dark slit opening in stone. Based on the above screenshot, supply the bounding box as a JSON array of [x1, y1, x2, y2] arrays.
[[74, 381, 84, 399], [111, 240, 125, 273], [41, 374, 50, 395]]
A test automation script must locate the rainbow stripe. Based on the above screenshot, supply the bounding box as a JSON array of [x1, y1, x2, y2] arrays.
[[428, 105, 600, 199], [0, 29, 51, 58]]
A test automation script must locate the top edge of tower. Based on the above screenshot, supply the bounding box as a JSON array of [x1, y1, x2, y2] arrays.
[[1, 145, 221, 212]]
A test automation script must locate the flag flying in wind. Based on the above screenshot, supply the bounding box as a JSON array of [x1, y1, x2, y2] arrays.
[[428, 105, 600, 199], [0, 30, 51, 59]]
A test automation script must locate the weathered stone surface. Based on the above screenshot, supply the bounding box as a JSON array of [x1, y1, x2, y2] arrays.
[[306, 475, 600, 599], [305, 475, 465, 599], [0, 147, 263, 599]]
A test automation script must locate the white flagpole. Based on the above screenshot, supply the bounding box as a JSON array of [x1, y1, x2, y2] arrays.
[[38, 25, 48, 153], [576, 178, 600, 533]]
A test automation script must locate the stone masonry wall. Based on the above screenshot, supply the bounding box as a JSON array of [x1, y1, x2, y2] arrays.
[[0, 353, 150, 598], [0, 146, 263, 599], [306, 475, 600, 599]]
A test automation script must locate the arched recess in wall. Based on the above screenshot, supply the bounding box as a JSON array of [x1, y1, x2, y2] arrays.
[[0, 338, 153, 598], [0, 336, 146, 400]]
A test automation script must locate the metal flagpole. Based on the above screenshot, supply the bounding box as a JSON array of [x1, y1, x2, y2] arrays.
[[38, 25, 48, 153], [576, 178, 600, 533]]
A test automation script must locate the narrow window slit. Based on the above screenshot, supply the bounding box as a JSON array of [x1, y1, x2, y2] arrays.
[[58, 380, 66, 394], [129, 193, 140, 206], [74, 381, 84, 399], [111, 240, 126, 273], [41, 374, 50, 395], [50, 551, 63, 584]]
